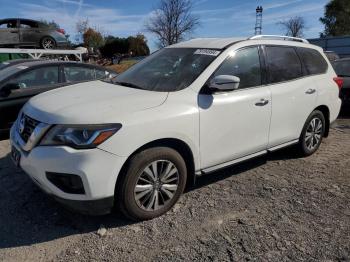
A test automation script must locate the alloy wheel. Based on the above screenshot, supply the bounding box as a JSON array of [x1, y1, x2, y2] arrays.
[[305, 117, 323, 151], [42, 38, 55, 49], [134, 160, 179, 211]]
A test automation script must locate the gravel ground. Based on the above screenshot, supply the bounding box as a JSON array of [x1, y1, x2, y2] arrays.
[[0, 110, 349, 262]]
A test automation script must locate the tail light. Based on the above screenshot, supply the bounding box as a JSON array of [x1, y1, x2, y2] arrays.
[[56, 28, 65, 35], [333, 77, 344, 90]]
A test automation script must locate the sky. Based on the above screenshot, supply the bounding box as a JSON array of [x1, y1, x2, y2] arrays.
[[0, 0, 328, 51]]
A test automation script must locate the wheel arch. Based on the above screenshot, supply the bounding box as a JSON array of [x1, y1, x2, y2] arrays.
[[115, 138, 196, 195], [314, 105, 330, 137]]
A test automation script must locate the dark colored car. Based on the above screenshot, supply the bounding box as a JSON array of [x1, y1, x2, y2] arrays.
[[0, 18, 68, 49], [332, 58, 350, 107], [324, 51, 340, 62], [0, 60, 117, 137], [0, 59, 39, 70]]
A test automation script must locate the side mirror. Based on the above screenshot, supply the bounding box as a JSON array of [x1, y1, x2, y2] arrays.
[[209, 75, 240, 92], [0, 83, 20, 97]]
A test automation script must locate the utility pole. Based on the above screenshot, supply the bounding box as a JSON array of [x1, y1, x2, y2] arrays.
[[255, 6, 263, 35]]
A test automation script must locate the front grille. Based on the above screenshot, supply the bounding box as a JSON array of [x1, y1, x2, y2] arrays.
[[19, 114, 40, 142]]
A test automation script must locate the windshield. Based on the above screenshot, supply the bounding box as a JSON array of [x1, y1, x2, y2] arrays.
[[111, 48, 220, 92], [332, 60, 350, 77]]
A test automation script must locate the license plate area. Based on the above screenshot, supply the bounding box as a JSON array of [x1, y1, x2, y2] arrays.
[[11, 146, 21, 167]]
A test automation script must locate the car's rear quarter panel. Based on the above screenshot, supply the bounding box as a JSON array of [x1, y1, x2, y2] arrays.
[[315, 53, 342, 123]]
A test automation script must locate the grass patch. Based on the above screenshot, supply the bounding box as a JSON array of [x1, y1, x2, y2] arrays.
[[106, 60, 138, 73]]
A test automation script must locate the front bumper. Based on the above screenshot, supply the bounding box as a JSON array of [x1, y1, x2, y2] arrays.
[[10, 124, 127, 215], [53, 195, 115, 215]]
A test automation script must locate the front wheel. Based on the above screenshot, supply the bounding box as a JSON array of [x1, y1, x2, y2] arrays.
[[298, 110, 325, 156], [117, 147, 187, 220]]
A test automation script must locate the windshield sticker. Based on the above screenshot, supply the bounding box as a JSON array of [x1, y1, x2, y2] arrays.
[[16, 66, 28, 70], [194, 49, 220, 56]]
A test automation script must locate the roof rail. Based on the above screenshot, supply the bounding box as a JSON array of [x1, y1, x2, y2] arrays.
[[248, 35, 309, 43]]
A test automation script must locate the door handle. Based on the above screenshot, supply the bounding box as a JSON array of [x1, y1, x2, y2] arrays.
[[255, 98, 269, 106], [305, 88, 316, 94]]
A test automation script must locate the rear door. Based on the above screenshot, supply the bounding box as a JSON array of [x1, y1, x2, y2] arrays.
[[19, 19, 41, 46], [264, 45, 317, 148], [0, 19, 19, 45], [0, 66, 61, 131]]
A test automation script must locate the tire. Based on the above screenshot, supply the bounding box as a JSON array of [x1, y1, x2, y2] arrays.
[[117, 147, 187, 221], [41, 37, 56, 49], [298, 110, 326, 156]]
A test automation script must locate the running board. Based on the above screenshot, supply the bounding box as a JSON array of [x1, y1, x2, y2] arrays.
[[267, 139, 299, 152], [201, 150, 267, 174], [197, 139, 299, 176]]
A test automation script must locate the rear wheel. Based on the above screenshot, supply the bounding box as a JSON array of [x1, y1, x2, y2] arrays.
[[41, 37, 56, 49], [298, 110, 325, 156], [118, 147, 187, 220]]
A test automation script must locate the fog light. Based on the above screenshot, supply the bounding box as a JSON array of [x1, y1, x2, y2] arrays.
[[46, 172, 85, 194]]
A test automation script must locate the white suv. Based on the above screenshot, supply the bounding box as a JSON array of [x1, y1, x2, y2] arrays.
[[10, 35, 342, 220]]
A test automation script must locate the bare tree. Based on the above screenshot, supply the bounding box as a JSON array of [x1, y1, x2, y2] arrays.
[[145, 0, 200, 47], [278, 16, 306, 37]]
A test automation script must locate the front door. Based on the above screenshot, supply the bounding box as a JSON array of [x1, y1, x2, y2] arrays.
[[19, 20, 42, 46], [0, 19, 19, 45], [199, 46, 271, 169]]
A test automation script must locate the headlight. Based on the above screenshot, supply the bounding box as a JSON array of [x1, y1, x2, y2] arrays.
[[40, 124, 122, 149]]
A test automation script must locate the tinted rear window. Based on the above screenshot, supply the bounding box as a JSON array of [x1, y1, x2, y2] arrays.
[[265, 46, 303, 84], [297, 48, 328, 75]]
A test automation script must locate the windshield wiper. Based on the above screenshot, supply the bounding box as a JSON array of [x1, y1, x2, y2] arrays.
[[114, 81, 144, 90]]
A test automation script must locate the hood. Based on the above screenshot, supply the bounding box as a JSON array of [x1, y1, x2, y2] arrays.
[[23, 80, 168, 124]]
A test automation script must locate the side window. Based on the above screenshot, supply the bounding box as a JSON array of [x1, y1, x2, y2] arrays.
[[213, 47, 262, 89], [20, 20, 39, 29], [265, 46, 302, 84], [0, 20, 17, 29], [64, 66, 95, 82], [297, 48, 328, 75], [8, 66, 59, 89], [95, 69, 110, 80], [0, 21, 9, 29]]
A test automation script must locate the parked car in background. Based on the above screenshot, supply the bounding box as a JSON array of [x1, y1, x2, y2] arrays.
[[0, 18, 69, 49], [0, 59, 39, 70], [0, 60, 117, 137], [332, 58, 350, 107], [324, 51, 340, 62], [9, 36, 341, 220]]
